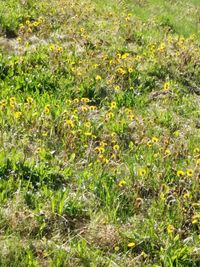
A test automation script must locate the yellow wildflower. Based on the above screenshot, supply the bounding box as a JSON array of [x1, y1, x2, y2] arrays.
[[127, 242, 135, 248], [106, 111, 114, 119], [27, 97, 33, 105], [121, 53, 129, 59], [44, 105, 50, 114], [25, 20, 30, 25], [174, 130, 180, 137], [165, 149, 171, 156], [14, 112, 22, 119], [111, 132, 117, 137], [27, 27, 32, 33], [110, 101, 117, 109], [192, 214, 200, 224], [65, 119, 74, 129], [159, 43, 166, 52], [115, 85, 120, 91], [118, 180, 126, 187], [0, 99, 7, 108], [183, 192, 190, 199], [98, 154, 108, 164], [128, 67, 133, 73], [167, 224, 175, 235], [100, 141, 107, 147], [81, 97, 90, 103], [151, 137, 158, 143], [81, 106, 88, 112], [125, 16, 131, 22], [10, 97, 16, 108], [96, 146, 105, 154], [193, 148, 199, 154], [113, 144, 120, 151], [139, 169, 147, 177], [147, 141, 152, 148], [128, 114, 135, 120], [117, 67, 126, 75], [65, 99, 72, 105], [186, 169, 193, 177], [163, 81, 170, 91], [160, 192, 165, 201], [177, 170, 185, 177], [95, 75, 102, 81], [85, 122, 91, 128], [73, 98, 79, 103], [89, 105, 97, 110], [36, 147, 42, 153], [111, 153, 117, 160]]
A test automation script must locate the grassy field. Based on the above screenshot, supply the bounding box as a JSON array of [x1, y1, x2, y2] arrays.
[[0, 0, 200, 266]]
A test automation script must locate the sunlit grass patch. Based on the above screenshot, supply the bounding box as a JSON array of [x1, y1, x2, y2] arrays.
[[0, 0, 200, 265]]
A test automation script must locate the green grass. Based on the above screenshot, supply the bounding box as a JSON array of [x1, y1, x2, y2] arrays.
[[0, 0, 200, 266]]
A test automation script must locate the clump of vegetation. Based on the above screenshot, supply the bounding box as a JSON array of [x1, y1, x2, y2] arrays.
[[0, 0, 200, 266]]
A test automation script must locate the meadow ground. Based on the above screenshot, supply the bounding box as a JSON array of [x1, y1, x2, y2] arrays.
[[0, 0, 200, 266]]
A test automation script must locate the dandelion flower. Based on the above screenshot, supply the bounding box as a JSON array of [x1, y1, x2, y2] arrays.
[[95, 75, 102, 81], [117, 67, 126, 75], [81, 106, 88, 112], [121, 53, 129, 59], [81, 97, 90, 103], [113, 144, 120, 151], [139, 169, 147, 177], [147, 141, 152, 148], [128, 114, 135, 120], [193, 148, 199, 154], [27, 97, 33, 105], [110, 101, 117, 109], [96, 146, 105, 154], [128, 67, 133, 73], [127, 242, 135, 248], [73, 98, 79, 103], [165, 149, 171, 156], [0, 99, 7, 108], [183, 192, 190, 199], [177, 170, 185, 177], [100, 141, 107, 147], [167, 224, 174, 235], [89, 105, 97, 110], [98, 154, 108, 164], [10, 97, 16, 108], [163, 81, 170, 91], [14, 112, 22, 119], [65, 99, 72, 105], [192, 214, 200, 224], [36, 147, 42, 153], [186, 169, 193, 177], [118, 180, 126, 187], [65, 119, 74, 129], [173, 131, 180, 137], [44, 105, 50, 114], [106, 111, 114, 119], [152, 137, 158, 143], [115, 85, 120, 91]]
